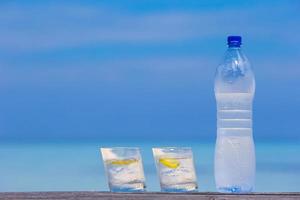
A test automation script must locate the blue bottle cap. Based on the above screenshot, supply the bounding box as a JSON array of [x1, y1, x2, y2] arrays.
[[227, 36, 242, 47]]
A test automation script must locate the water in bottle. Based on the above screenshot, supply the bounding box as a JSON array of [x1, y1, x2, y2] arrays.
[[214, 36, 255, 193]]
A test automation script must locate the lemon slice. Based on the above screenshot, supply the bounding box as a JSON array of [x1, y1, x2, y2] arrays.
[[159, 157, 180, 169], [110, 159, 137, 165]]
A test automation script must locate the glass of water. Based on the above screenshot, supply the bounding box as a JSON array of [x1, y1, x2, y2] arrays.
[[153, 147, 198, 192], [101, 147, 146, 192]]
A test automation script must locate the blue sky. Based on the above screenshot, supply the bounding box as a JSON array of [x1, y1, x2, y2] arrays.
[[0, 0, 299, 141]]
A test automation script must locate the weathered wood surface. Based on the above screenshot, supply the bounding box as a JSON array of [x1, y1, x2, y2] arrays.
[[0, 192, 299, 200]]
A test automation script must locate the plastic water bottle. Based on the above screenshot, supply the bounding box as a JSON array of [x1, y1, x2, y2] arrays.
[[214, 36, 255, 193]]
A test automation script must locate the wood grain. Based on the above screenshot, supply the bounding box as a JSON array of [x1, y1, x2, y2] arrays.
[[1, 192, 300, 200], [0, 192, 300, 200]]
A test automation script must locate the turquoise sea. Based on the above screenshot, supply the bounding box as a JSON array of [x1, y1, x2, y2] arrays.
[[1, 140, 299, 192]]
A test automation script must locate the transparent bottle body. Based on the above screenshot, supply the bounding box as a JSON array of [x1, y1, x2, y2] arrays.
[[214, 47, 255, 193]]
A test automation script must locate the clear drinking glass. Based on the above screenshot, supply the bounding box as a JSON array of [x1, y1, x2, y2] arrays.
[[100, 147, 146, 192], [152, 147, 198, 192]]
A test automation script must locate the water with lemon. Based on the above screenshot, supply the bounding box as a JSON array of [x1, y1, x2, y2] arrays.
[[105, 158, 145, 192], [101, 148, 146, 192], [153, 148, 198, 192]]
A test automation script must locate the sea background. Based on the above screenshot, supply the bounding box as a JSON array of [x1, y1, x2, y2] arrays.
[[1, 140, 299, 192], [0, 0, 300, 192]]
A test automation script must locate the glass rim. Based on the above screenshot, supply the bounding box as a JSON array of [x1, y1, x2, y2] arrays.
[[152, 147, 192, 151], [100, 147, 140, 151]]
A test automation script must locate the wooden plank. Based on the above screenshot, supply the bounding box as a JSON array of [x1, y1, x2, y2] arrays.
[[0, 192, 299, 200]]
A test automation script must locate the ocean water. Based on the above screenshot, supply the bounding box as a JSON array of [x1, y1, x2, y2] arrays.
[[0, 140, 299, 192]]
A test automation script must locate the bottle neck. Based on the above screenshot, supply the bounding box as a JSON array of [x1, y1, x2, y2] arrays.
[[228, 45, 241, 49], [227, 46, 242, 55]]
